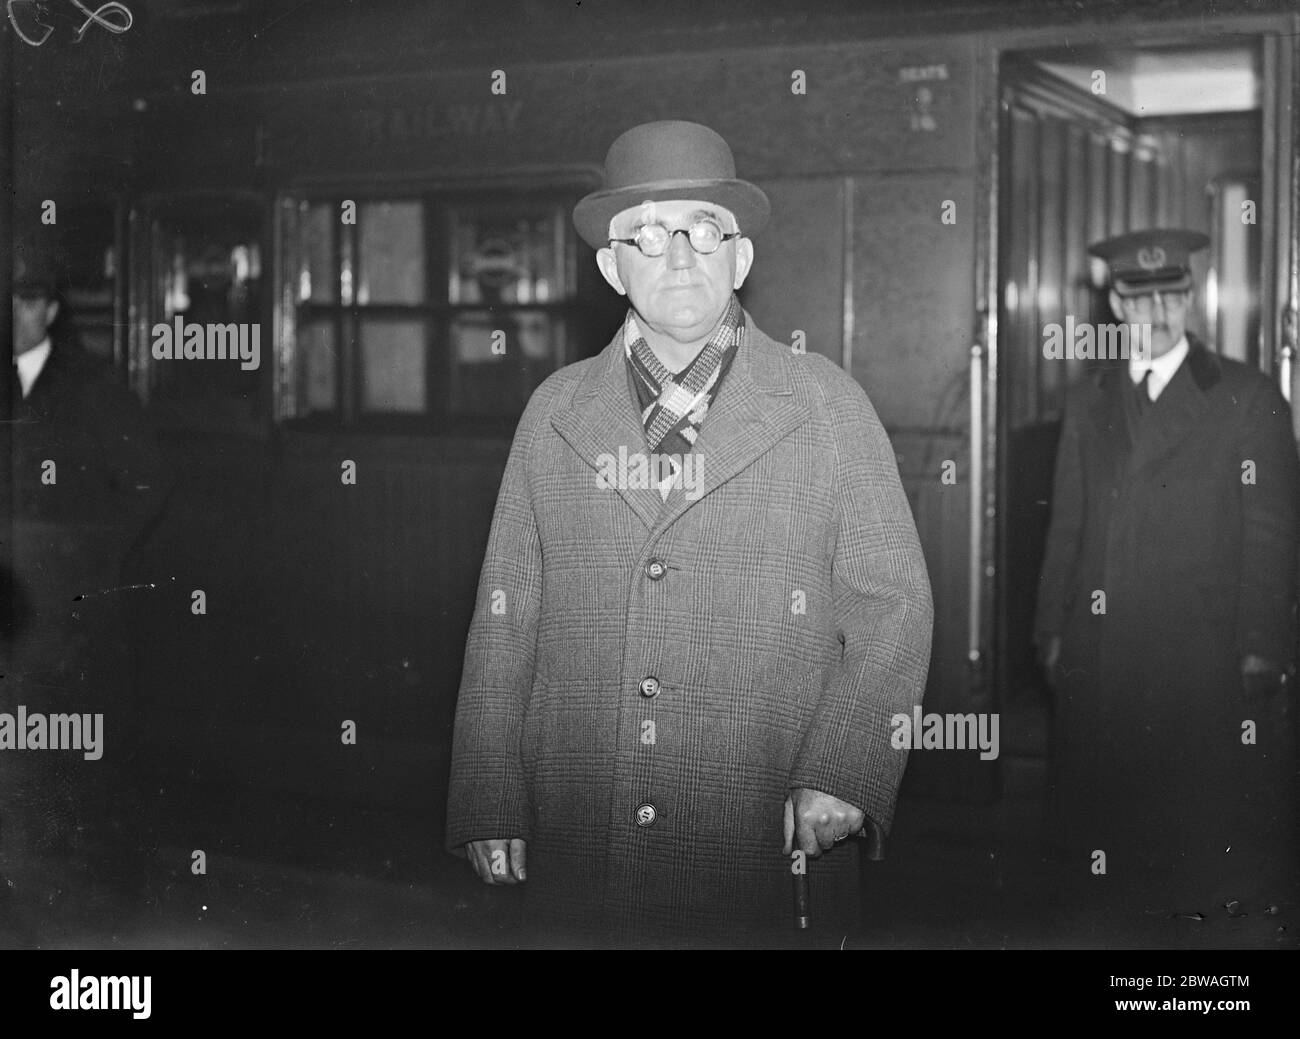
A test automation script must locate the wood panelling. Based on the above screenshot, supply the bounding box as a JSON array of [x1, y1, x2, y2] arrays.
[[894, 429, 998, 799], [741, 177, 846, 365], [852, 171, 976, 431], [1144, 112, 1264, 349], [268, 434, 506, 619], [1000, 71, 1172, 428]]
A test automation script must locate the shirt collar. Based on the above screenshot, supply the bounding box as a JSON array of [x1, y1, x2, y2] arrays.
[[13, 337, 52, 399], [1130, 334, 1188, 389]]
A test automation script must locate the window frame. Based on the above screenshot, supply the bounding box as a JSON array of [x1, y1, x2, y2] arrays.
[[275, 174, 597, 437], [127, 188, 273, 437]]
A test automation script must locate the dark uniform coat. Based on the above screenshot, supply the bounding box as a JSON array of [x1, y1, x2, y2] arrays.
[[2, 332, 170, 902], [1035, 337, 1299, 912], [446, 314, 933, 945]]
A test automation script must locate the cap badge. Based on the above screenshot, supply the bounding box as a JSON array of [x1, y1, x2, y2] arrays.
[[1137, 246, 1166, 271]]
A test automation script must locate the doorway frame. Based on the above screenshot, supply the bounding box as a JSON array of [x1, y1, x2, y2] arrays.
[[972, 9, 1300, 704]]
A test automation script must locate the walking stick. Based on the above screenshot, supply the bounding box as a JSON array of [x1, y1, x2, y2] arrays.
[[792, 867, 810, 930]]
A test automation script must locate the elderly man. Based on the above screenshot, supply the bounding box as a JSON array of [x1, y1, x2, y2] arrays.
[[445, 120, 933, 946], [1036, 229, 1299, 921]]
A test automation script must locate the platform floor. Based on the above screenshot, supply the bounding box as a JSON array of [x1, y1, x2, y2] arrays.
[[3, 736, 1294, 950]]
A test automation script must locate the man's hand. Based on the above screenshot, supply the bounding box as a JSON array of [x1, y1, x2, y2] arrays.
[[464, 838, 527, 885], [783, 788, 865, 857]]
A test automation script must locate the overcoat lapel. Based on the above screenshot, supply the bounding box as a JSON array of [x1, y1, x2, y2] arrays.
[[550, 332, 663, 529], [550, 314, 808, 531], [652, 320, 807, 532]]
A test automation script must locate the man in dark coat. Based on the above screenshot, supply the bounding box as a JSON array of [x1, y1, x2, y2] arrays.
[[2, 235, 171, 936], [445, 121, 934, 946], [1035, 229, 1299, 925]]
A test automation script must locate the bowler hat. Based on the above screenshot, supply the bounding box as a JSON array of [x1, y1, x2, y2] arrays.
[[1089, 228, 1209, 296], [12, 233, 61, 298], [573, 121, 770, 250]]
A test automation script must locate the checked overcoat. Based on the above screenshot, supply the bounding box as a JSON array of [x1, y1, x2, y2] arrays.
[[445, 311, 933, 945]]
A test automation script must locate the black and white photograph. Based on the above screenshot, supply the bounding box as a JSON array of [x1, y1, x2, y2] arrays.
[[1, 0, 1298, 1005]]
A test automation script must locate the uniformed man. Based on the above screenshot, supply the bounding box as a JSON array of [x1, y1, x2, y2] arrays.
[[445, 120, 933, 946], [1035, 229, 1299, 924]]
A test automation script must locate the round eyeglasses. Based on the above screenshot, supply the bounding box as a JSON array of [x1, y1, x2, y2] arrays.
[[609, 220, 740, 257], [1122, 290, 1189, 312]]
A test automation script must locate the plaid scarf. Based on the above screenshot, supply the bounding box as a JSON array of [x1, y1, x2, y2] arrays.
[[624, 294, 744, 460]]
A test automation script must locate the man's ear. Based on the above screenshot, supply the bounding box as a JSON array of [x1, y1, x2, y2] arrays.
[[732, 238, 754, 291], [596, 248, 627, 296], [1107, 290, 1125, 322], [44, 299, 59, 325]]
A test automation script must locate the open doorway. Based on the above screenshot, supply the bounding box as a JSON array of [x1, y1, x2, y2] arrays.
[[994, 39, 1275, 752]]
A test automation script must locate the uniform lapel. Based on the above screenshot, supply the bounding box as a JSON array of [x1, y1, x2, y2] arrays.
[[1088, 366, 1134, 482]]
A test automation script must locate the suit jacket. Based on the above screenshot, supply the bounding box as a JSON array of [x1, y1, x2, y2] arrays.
[[1034, 336, 1299, 903], [3, 334, 171, 866], [445, 311, 933, 944], [10, 336, 170, 560], [7, 337, 171, 658]]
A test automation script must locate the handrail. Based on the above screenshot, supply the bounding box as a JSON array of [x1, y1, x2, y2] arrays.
[[968, 342, 984, 669]]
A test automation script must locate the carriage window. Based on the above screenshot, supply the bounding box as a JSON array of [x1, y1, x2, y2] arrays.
[[301, 204, 335, 305], [360, 318, 427, 412], [296, 319, 338, 416], [279, 190, 579, 432], [449, 203, 561, 305], [359, 201, 425, 305], [450, 309, 562, 419]]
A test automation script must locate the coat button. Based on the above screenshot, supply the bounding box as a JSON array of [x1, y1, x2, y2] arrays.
[[645, 558, 667, 580], [635, 804, 657, 827], [639, 676, 660, 698]]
